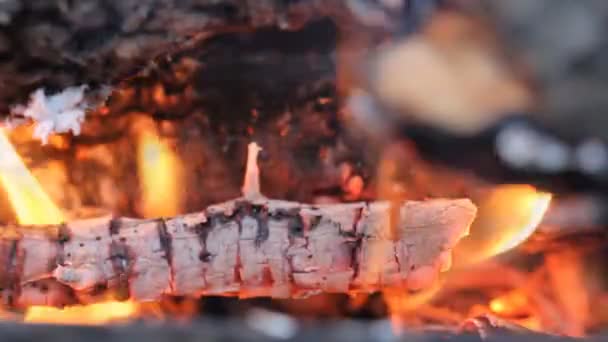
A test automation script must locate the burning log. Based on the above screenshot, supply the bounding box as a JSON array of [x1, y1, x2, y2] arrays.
[[0, 196, 475, 308], [0, 143, 476, 308]]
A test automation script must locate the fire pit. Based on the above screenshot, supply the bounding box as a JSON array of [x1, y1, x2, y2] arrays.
[[0, 1, 607, 341]]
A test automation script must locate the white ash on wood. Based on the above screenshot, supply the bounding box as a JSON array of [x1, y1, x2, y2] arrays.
[[0, 143, 476, 307]]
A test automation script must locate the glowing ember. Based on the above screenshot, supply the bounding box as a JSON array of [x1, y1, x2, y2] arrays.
[[24, 301, 137, 325], [490, 291, 531, 317], [488, 291, 543, 332], [0, 130, 64, 225], [453, 184, 552, 267], [137, 129, 183, 218]]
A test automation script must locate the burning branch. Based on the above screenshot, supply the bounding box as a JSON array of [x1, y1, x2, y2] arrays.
[[0, 143, 476, 308]]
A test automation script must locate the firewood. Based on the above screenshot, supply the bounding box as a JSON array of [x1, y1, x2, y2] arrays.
[[0, 196, 475, 308]]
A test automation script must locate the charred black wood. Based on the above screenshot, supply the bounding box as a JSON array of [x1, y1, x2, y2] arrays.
[[0, 0, 346, 113]]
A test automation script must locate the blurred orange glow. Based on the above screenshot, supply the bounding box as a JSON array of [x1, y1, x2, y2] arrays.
[[137, 130, 183, 218], [489, 291, 543, 332], [490, 291, 530, 317]]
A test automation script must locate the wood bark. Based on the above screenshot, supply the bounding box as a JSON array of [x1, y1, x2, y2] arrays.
[[0, 197, 476, 308]]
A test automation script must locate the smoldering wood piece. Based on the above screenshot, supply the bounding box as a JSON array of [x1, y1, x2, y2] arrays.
[[0, 197, 476, 308], [0, 320, 583, 342], [0, 0, 383, 114]]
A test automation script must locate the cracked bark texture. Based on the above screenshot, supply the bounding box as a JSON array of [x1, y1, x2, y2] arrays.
[[0, 197, 475, 308]]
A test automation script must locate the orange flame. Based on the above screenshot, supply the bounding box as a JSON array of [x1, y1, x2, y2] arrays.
[[137, 129, 182, 218], [0, 129, 139, 324], [383, 185, 551, 334], [0, 130, 64, 225], [383, 282, 444, 335], [453, 184, 552, 267]]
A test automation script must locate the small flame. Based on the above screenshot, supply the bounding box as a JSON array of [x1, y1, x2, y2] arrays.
[[383, 282, 444, 335], [24, 301, 137, 325], [0, 129, 138, 324], [242, 142, 263, 199], [453, 184, 552, 267], [137, 129, 182, 218], [0, 130, 64, 225]]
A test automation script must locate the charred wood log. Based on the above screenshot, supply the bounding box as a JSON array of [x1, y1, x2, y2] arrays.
[[0, 0, 424, 115], [0, 197, 475, 308], [0, 0, 361, 114]]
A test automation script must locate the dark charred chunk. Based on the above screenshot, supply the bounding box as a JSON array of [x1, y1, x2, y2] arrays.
[[271, 208, 305, 237], [206, 211, 234, 226], [109, 240, 131, 300], [55, 220, 72, 268], [233, 201, 271, 246], [109, 218, 122, 235], [253, 205, 270, 247], [156, 219, 173, 265], [349, 236, 362, 282], [199, 251, 213, 262], [195, 221, 214, 264], [233, 200, 253, 217], [235, 201, 271, 247], [309, 215, 322, 231], [57, 223, 72, 243], [0, 239, 19, 307], [339, 207, 361, 239], [39, 282, 49, 293], [109, 242, 130, 265], [352, 206, 364, 233], [90, 282, 109, 297]]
